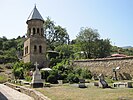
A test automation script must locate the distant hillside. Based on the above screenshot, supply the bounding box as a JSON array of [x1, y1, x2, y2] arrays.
[[0, 36, 24, 64], [122, 46, 133, 49]]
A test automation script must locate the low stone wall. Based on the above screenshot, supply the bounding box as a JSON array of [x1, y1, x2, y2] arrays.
[[74, 56, 133, 79], [4, 82, 51, 100]]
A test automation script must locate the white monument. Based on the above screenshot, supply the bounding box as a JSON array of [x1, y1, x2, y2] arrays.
[[31, 62, 43, 88]]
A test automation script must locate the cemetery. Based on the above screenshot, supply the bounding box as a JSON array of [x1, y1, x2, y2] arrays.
[[2, 59, 133, 100], [1, 4, 133, 100]]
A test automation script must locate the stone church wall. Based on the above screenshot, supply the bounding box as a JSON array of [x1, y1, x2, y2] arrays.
[[74, 56, 133, 79]]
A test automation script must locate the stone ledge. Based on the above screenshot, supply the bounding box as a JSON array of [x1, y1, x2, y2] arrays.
[[4, 82, 51, 100], [74, 56, 133, 62]]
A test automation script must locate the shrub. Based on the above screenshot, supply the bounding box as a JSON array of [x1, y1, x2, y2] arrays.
[[74, 68, 82, 76], [49, 58, 62, 67], [41, 70, 50, 79], [13, 67, 24, 79], [25, 76, 32, 82], [81, 69, 92, 79], [47, 75, 58, 84], [0, 74, 8, 83], [12, 62, 33, 79], [67, 73, 79, 83], [73, 76, 79, 83]]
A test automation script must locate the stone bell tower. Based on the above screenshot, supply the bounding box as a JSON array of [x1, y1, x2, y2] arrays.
[[23, 5, 46, 67]]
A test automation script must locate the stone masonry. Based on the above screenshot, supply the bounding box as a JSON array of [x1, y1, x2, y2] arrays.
[[74, 56, 133, 80], [23, 6, 46, 67]]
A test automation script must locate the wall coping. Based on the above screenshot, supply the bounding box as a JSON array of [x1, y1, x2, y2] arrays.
[[74, 56, 133, 62], [4, 82, 51, 100]]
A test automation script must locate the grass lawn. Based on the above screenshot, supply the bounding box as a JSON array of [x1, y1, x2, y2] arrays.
[[36, 84, 133, 100]]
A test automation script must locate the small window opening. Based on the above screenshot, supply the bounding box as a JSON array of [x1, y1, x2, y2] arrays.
[[39, 45, 42, 53], [34, 45, 37, 52]]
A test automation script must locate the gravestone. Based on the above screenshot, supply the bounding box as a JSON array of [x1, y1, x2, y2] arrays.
[[79, 79, 86, 88], [58, 80, 63, 85], [113, 82, 132, 88], [92, 74, 98, 80], [127, 82, 132, 88], [31, 62, 43, 88], [98, 74, 108, 88]]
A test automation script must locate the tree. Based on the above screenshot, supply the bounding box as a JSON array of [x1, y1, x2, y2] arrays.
[[75, 27, 111, 59], [76, 27, 99, 58], [44, 17, 69, 50], [55, 44, 74, 59], [95, 39, 111, 58], [12, 62, 24, 79], [12, 62, 33, 79]]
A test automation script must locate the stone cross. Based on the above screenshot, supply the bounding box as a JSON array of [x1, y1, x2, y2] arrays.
[[31, 61, 43, 88], [34, 62, 39, 70]]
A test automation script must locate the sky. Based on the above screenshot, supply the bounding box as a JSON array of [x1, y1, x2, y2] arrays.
[[0, 0, 133, 47]]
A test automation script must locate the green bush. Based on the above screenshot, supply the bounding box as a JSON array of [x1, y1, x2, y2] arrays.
[[81, 69, 92, 79], [47, 75, 58, 84], [67, 73, 79, 83], [49, 58, 62, 67], [0, 74, 8, 83], [73, 76, 79, 83], [13, 67, 24, 79], [41, 70, 50, 79], [12, 62, 33, 79], [74, 68, 82, 76], [25, 76, 32, 82]]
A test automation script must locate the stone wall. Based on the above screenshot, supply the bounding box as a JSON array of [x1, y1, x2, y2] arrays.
[[74, 56, 133, 79], [4, 82, 50, 100]]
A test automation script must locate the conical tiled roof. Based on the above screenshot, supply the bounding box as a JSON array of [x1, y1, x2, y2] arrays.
[[27, 5, 44, 23]]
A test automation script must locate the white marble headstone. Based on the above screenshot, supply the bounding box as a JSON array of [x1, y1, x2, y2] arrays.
[[31, 62, 43, 83]]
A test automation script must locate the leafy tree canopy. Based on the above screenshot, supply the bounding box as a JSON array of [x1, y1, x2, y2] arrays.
[[44, 17, 69, 50], [75, 27, 111, 59]]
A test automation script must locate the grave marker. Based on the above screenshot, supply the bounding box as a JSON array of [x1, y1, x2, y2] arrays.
[[31, 62, 43, 88], [98, 74, 108, 88]]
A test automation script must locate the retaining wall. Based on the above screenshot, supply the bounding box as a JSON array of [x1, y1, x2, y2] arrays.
[[4, 82, 51, 100], [74, 56, 133, 79]]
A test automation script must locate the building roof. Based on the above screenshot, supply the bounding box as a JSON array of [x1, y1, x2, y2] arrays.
[[27, 5, 44, 23], [111, 54, 127, 57]]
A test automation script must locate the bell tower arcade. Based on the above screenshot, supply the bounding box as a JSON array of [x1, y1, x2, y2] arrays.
[[23, 5, 46, 67]]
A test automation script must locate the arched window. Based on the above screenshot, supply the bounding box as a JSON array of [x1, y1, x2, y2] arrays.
[[27, 46, 28, 54], [41, 28, 43, 35], [37, 28, 39, 34], [25, 46, 28, 55], [39, 45, 42, 53], [33, 28, 36, 35], [34, 45, 37, 52]]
